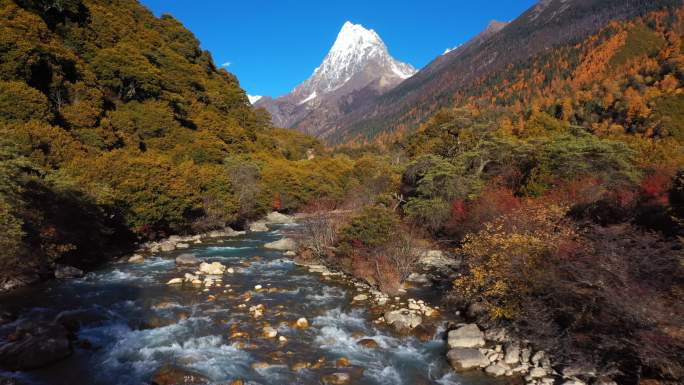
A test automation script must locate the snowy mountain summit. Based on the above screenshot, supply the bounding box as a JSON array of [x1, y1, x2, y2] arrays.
[[255, 21, 416, 134]]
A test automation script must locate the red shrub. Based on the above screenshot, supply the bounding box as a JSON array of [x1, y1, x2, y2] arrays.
[[640, 170, 673, 205]]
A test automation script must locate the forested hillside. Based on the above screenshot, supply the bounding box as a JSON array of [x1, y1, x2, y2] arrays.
[[290, 4, 684, 384], [334, 0, 684, 145], [0, 0, 369, 289]]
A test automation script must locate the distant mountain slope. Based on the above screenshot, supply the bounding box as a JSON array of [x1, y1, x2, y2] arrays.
[[330, 0, 682, 144], [256, 21, 416, 138]]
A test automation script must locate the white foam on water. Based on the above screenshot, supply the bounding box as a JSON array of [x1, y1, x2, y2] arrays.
[[206, 246, 256, 252], [313, 307, 368, 330], [436, 372, 463, 385], [305, 286, 347, 304]]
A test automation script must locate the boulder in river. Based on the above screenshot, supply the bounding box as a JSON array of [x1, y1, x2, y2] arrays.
[[176, 254, 200, 266], [295, 317, 309, 329], [265, 211, 294, 224], [447, 348, 489, 371], [448, 324, 485, 348], [485, 362, 509, 376], [357, 338, 379, 349], [54, 309, 108, 332], [384, 309, 422, 332], [0, 323, 72, 370], [54, 265, 84, 279], [264, 238, 297, 251], [199, 262, 226, 275], [128, 254, 144, 263], [249, 221, 269, 232], [150, 364, 209, 385]]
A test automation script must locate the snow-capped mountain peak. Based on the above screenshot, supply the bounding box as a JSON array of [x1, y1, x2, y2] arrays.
[[255, 21, 416, 134], [291, 21, 416, 103]]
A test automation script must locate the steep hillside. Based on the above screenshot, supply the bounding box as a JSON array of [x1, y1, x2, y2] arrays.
[[0, 0, 366, 289], [256, 21, 416, 138], [331, 0, 682, 144]]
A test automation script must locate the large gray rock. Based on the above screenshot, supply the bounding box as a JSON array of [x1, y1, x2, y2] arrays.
[[264, 238, 297, 251], [504, 342, 520, 364], [54, 265, 84, 279], [265, 211, 294, 224], [384, 309, 422, 332], [447, 348, 489, 371], [448, 324, 485, 348], [0, 323, 72, 370], [175, 254, 200, 266]]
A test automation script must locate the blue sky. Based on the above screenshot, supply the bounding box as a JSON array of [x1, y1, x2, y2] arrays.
[[140, 0, 537, 98]]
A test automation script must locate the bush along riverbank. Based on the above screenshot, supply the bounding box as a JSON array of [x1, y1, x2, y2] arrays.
[[290, 205, 683, 385]]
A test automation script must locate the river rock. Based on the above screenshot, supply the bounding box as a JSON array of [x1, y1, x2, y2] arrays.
[[199, 262, 226, 275], [150, 364, 209, 385], [54, 265, 84, 279], [176, 254, 200, 266], [448, 324, 485, 348], [54, 309, 108, 332], [357, 338, 379, 349], [262, 326, 278, 339], [249, 221, 269, 232], [264, 238, 297, 251], [504, 342, 521, 364], [207, 228, 244, 238], [167, 278, 183, 285], [176, 243, 190, 249], [128, 254, 144, 263], [295, 317, 309, 329], [384, 309, 422, 332], [418, 249, 457, 269], [530, 367, 548, 378], [447, 348, 489, 371], [265, 211, 294, 224], [160, 242, 176, 252], [0, 323, 72, 370], [353, 294, 368, 302], [322, 373, 351, 385], [485, 363, 509, 376], [407, 272, 429, 283]]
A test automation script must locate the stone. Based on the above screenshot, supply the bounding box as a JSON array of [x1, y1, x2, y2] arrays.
[[54, 265, 84, 279], [54, 309, 108, 333], [291, 362, 309, 371], [357, 339, 379, 349], [230, 380, 245, 385], [254, 285, 263, 291], [160, 243, 176, 252], [384, 309, 422, 332], [128, 254, 144, 263], [485, 327, 510, 343], [199, 262, 226, 275], [262, 326, 278, 339], [0, 323, 72, 370], [448, 324, 485, 348], [251, 362, 271, 370], [150, 364, 209, 385], [447, 348, 489, 371], [521, 348, 532, 364], [166, 278, 183, 285], [284, 251, 296, 257], [352, 294, 368, 302], [249, 221, 269, 232], [264, 238, 297, 251], [531, 351, 545, 366], [295, 317, 309, 329], [265, 211, 294, 224], [504, 342, 521, 365], [336, 357, 350, 367], [322, 373, 351, 385], [407, 273, 429, 283], [176, 243, 190, 249], [530, 367, 547, 378], [249, 304, 265, 319], [485, 363, 509, 376], [175, 254, 200, 266]]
